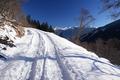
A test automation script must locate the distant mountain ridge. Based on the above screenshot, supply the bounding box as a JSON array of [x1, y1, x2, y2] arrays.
[[55, 26, 95, 41], [80, 19, 120, 42]]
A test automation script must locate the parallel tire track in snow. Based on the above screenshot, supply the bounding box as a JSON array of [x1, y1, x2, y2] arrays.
[[27, 30, 47, 80], [45, 33, 72, 80], [28, 60, 37, 80], [40, 56, 46, 80]]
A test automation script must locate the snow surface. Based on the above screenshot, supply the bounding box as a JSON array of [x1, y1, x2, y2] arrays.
[[0, 24, 120, 80]]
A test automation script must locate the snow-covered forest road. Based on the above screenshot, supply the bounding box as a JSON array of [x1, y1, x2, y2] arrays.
[[0, 25, 120, 80]]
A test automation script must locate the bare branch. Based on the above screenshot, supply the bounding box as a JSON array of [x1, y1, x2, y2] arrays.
[[100, 0, 120, 20]]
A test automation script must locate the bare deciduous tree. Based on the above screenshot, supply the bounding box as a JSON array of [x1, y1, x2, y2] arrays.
[[0, 0, 19, 20], [100, 0, 120, 20], [79, 8, 95, 32], [0, 0, 27, 37], [74, 8, 95, 45], [0, 0, 28, 25]]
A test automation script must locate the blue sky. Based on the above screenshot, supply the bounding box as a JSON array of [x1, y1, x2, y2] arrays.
[[22, 0, 113, 28]]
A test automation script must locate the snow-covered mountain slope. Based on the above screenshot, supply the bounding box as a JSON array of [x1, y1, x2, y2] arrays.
[[0, 24, 120, 80]]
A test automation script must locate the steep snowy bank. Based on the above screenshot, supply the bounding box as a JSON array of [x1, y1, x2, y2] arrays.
[[0, 24, 120, 80]]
